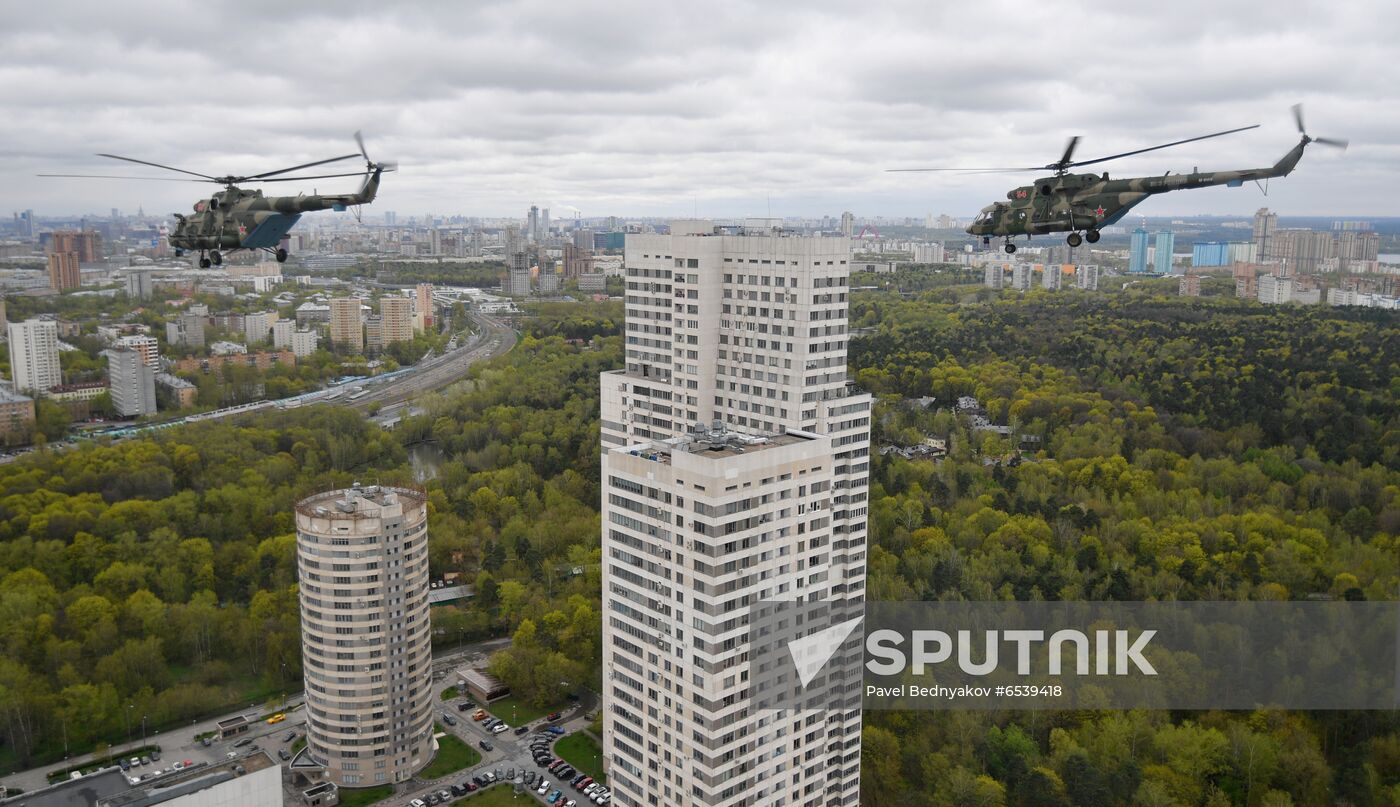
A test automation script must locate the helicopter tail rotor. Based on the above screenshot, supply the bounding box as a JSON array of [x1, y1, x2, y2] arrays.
[[1292, 103, 1348, 150], [354, 131, 398, 172]]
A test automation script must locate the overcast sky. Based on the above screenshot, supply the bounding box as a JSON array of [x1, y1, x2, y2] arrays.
[[3, 0, 1397, 221]]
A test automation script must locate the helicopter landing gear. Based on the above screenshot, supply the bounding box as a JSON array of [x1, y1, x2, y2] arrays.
[[275, 247, 288, 264], [1003, 242, 1017, 254], [209, 250, 222, 266], [174, 248, 184, 258], [1085, 229, 1100, 244], [200, 257, 212, 269], [1066, 232, 1083, 248]]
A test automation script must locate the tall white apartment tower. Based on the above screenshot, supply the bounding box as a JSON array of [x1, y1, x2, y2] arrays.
[[600, 220, 869, 807], [295, 485, 435, 787], [7, 319, 62, 395]]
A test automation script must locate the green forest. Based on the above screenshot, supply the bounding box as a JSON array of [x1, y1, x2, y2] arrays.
[[853, 288, 1400, 806], [1, 280, 1398, 804]]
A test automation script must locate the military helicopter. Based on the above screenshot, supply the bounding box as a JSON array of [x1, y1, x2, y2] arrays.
[[889, 106, 1346, 253], [40, 133, 394, 267]]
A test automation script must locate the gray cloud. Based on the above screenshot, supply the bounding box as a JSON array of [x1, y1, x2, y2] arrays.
[[2, 0, 1396, 219]]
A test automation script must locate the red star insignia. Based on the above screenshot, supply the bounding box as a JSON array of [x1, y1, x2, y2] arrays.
[[238, 225, 248, 236], [1094, 206, 1106, 218]]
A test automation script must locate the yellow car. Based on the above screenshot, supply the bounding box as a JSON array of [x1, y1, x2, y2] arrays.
[[266, 714, 286, 725]]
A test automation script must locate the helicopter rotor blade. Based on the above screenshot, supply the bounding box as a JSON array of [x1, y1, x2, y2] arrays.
[[244, 171, 379, 183], [240, 153, 361, 182], [885, 167, 1038, 173], [1313, 137, 1349, 150], [355, 130, 370, 162], [1067, 124, 1261, 169], [1053, 136, 1081, 170], [1292, 103, 1306, 134], [96, 153, 219, 180], [38, 173, 211, 182]]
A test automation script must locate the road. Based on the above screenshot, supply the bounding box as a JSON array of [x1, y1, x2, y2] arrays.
[[347, 311, 517, 412], [0, 639, 511, 795]]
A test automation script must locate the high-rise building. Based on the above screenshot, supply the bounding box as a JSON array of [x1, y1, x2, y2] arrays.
[[414, 284, 434, 331], [244, 311, 279, 346], [48, 251, 81, 291], [115, 334, 159, 368], [1234, 262, 1261, 299], [1076, 264, 1100, 290], [573, 228, 594, 251], [1129, 228, 1150, 273], [541, 208, 550, 239], [125, 269, 155, 300], [839, 211, 854, 237], [329, 297, 364, 352], [272, 319, 295, 350], [984, 263, 1005, 289], [1253, 207, 1278, 258], [1274, 229, 1334, 276], [599, 221, 868, 806], [1011, 262, 1033, 290], [295, 485, 434, 786], [1258, 273, 1294, 305], [50, 230, 102, 262], [379, 297, 414, 346], [1154, 230, 1176, 274], [165, 312, 206, 349], [291, 328, 319, 358], [1043, 265, 1063, 290], [505, 250, 532, 296], [7, 319, 62, 395], [527, 205, 540, 243], [1192, 242, 1230, 267], [1179, 274, 1203, 297], [364, 315, 384, 355], [104, 348, 156, 417]]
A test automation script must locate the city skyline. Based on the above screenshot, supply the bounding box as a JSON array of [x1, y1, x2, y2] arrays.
[[3, 2, 1395, 219]]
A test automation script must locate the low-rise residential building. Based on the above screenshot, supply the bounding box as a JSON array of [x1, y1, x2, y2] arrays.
[[174, 350, 296, 374], [291, 329, 319, 357], [155, 372, 198, 408], [0, 386, 35, 445]]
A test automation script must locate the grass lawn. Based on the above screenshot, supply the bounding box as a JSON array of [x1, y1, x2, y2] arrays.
[[465, 785, 533, 805], [419, 731, 482, 780], [552, 733, 606, 784], [485, 695, 562, 726], [337, 783, 394, 807], [441, 685, 460, 701]]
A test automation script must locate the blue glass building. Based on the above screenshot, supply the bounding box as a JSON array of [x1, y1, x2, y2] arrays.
[[1129, 228, 1150, 274], [1154, 230, 1176, 274], [1192, 241, 1230, 267]]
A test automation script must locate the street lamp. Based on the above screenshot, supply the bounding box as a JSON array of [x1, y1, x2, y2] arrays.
[[141, 715, 148, 749], [124, 705, 133, 749]]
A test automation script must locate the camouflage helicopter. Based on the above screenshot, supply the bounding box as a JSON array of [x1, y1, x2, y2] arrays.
[[890, 106, 1346, 253], [41, 132, 394, 267]]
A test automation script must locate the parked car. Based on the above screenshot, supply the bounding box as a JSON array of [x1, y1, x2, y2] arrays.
[[546, 726, 567, 735], [424, 795, 440, 806], [233, 739, 252, 748], [491, 723, 510, 734], [478, 739, 493, 751], [139, 756, 151, 765], [450, 784, 467, 796], [278, 749, 291, 761], [506, 766, 515, 779], [283, 730, 297, 743], [200, 737, 212, 747], [472, 709, 488, 721], [472, 776, 486, 787], [525, 772, 537, 785], [442, 713, 457, 726], [408, 800, 425, 807], [546, 712, 562, 722], [119, 759, 130, 771], [436, 789, 451, 802], [565, 800, 578, 807], [150, 749, 161, 761], [463, 781, 478, 793], [537, 780, 551, 795], [514, 726, 530, 735], [548, 790, 562, 804], [456, 702, 473, 712], [266, 713, 286, 724]]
